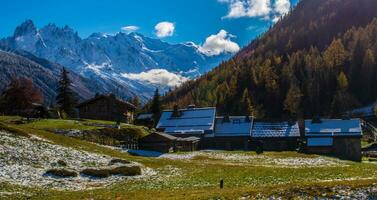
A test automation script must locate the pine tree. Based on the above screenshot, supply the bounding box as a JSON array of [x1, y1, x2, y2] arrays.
[[56, 68, 78, 118], [361, 49, 376, 101], [284, 83, 303, 119], [240, 89, 254, 116], [131, 95, 140, 110], [331, 71, 352, 117], [151, 89, 162, 124], [323, 39, 347, 69]]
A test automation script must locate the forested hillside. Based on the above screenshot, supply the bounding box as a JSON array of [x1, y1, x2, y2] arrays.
[[162, 0, 377, 119]]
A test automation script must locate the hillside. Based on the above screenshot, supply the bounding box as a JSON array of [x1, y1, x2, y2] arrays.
[[162, 0, 377, 119], [0, 49, 99, 104]]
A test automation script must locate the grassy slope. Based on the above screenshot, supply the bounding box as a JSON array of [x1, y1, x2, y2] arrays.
[[1, 116, 377, 199]]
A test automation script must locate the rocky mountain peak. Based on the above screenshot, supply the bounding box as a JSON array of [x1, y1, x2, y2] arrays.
[[13, 19, 37, 37]]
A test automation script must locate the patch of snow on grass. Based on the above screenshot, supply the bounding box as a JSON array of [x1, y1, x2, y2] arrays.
[[158, 151, 345, 167], [0, 131, 154, 190]]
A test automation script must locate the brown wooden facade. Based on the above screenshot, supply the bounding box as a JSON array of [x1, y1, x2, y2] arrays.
[[77, 94, 135, 123]]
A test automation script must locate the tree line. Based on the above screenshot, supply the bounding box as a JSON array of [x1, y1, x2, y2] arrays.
[[161, 17, 377, 120]]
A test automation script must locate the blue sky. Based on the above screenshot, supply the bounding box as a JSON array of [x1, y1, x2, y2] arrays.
[[0, 0, 298, 48]]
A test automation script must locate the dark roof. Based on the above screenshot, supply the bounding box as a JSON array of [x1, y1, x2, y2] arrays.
[[76, 94, 135, 109], [152, 132, 178, 141], [176, 136, 201, 142]]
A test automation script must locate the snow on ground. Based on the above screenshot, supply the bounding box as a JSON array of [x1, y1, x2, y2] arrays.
[[0, 131, 155, 190], [156, 151, 345, 167]]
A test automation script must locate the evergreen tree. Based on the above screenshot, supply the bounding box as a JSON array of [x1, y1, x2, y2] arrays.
[[284, 83, 303, 119], [151, 89, 162, 123], [131, 95, 141, 110], [56, 68, 78, 118], [323, 39, 347, 69], [361, 49, 376, 101], [240, 89, 254, 116], [331, 71, 352, 117]]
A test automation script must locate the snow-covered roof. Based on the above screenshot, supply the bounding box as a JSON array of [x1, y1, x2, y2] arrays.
[[252, 121, 300, 138], [305, 119, 362, 136], [156, 107, 216, 135], [214, 116, 253, 137]]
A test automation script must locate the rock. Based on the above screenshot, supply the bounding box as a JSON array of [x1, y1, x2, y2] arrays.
[[57, 160, 67, 167], [45, 169, 77, 178], [109, 158, 131, 165], [81, 168, 111, 178], [110, 166, 141, 176]]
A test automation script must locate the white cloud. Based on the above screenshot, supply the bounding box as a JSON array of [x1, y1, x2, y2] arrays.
[[219, 0, 291, 22], [274, 0, 290, 15], [154, 22, 175, 38], [198, 30, 240, 56], [121, 25, 139, 33], [122, 69, 189, 87], [221, 0, 272, 19]]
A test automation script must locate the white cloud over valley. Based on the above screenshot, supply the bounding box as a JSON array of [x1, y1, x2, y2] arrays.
[[121, 25, 140, 33], [154, 21, 175, 38], [199, 30, 240, 56], [219, 0, 291, 22], [122, 69, 189, 87]]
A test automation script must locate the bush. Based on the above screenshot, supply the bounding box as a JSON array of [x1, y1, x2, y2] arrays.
[[109, 158, 131, 165], [45, 169, 77, 177], [81, 168, 111, 178], [256, 145, 264, 155], [110, 166, 141, 176]]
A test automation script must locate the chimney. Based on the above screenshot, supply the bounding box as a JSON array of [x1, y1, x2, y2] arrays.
[[187, 104, 196, 109]]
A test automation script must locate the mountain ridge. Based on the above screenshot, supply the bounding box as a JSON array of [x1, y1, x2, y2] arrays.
[[0, 20, 232, 101]]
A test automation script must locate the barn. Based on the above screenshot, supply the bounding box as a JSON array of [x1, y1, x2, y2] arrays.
[[76, 94, 135, 123], [156, 106, 216, 137], [304, 119, 362, 161]]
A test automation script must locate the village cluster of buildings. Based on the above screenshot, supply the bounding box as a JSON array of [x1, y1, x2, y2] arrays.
[[74, 95, 363, 161], [142, 106, 363, 161]]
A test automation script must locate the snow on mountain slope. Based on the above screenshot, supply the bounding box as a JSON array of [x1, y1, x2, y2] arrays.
[[0, 20, 232, 99]]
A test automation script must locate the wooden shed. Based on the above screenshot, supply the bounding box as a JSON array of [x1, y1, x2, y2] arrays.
[[139, 132, 177, 153], [76, 94, 135, 123], [139, 132, 200, 153]]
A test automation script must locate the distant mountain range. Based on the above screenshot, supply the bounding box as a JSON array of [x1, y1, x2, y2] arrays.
[[0, 20, 231, 102]]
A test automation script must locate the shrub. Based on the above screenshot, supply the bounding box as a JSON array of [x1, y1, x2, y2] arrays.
[[110, 166, 141, 176], [81, 168, 111, 178], [45, 169, 77, 177], [109, 158, 131, 165], [256, 145, 264, 155]]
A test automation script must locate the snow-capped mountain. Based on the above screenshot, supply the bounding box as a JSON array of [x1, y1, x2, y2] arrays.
[[0, 20, 231, 100]]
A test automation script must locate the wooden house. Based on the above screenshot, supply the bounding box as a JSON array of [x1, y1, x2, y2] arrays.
[[76, 94, 135, 123], [305, 119, 362, 161]]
